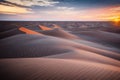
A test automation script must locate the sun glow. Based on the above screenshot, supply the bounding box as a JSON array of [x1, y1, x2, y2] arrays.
[[113, 19, 120, 26], [110, 16, 120, 26], [114, 18, 120, 23]]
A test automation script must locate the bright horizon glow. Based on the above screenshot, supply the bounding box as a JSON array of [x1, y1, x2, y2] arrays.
[[112, 16, 120, 26]]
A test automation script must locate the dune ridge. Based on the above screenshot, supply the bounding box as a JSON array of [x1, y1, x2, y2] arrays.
[[46, 48, 120, 67], [0, 34, 120, 61], [39, 27, 79, 39], [0, 28, 24, 39], [39, 25, 52, 30], [19, 27, 41, 35]]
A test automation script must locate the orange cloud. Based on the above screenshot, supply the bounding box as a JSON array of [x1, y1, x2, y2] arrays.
[[0, 4, 32, 14]]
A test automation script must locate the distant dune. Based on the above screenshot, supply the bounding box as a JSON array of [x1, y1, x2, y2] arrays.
[[19, 27, 42, 35], [0, 23, 120, 80], [39, 25, 79, 39], [73, 30, 120, 48], [0, 28, 24, 39], [39, 25, 52, 30], [78, 30, 120, 42]]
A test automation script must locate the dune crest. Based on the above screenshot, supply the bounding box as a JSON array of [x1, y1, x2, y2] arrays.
[[53, 24, 62, 29], [39, 25, 52, 30], [19, 27, 41, 35], [39, 28, 79, 39]]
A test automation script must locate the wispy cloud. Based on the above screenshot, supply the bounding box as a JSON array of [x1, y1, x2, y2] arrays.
[[5, 0, 59, 7], [57, 7, 74, 11], [38, 6, 120, 21], [0, 4, 32, 14]]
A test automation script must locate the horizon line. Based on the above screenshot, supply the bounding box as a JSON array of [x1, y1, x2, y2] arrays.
[[0, 20, 112, 22]]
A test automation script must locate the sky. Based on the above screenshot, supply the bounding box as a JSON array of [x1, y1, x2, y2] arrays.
[[0, 0, 120, 21]]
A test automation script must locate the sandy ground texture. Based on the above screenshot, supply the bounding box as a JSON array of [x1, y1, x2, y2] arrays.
[[0, 25, 120, 80]]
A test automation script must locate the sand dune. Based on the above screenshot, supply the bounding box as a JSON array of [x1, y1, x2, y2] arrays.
[[75, 30, 120, 48], [0, 58, 120, 80], [39, 28, 79, 39], [46, 48, 120, 67], [73, 39, 120, 53], [78, 30, 120, 42], [0, 28, 24, 39], [0, 27, 120, 69], [19, 26, 79, 39], [18, 26, 120, 55], [0, 33, 120, 60], [0, 24, 120, 80], [0, 34, 77, 58]]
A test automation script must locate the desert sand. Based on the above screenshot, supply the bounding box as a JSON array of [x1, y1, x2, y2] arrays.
[[0, 24, 120, 80]]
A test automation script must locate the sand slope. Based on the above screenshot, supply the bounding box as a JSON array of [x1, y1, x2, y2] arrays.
[[0, 28, 24, 39], [0, 58, 120, 80], [0, 34, 120, 60], [75, 30, 120, 48]]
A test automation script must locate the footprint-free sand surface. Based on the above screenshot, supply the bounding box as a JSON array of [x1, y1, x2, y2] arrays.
[[0, 25, 120, 80]]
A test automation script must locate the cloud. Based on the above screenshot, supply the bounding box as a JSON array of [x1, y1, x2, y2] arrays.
[[1, 3, 120, 21], [0, 4, 32, 14], [38, 6, 120, 21], [105, 16, 120, 20], [5, 0, 59, 7], [57, 7, 74, 10], [110, 6, 120, 11], [36, 10, 90, 21]]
